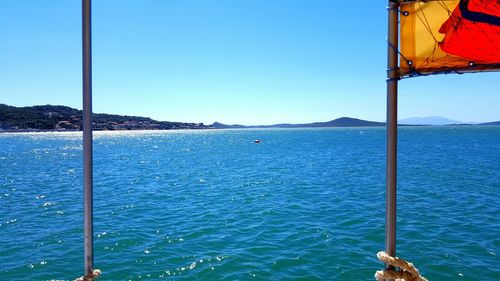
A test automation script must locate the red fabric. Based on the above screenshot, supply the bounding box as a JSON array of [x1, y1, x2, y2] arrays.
[[439, 0, 500, 64]]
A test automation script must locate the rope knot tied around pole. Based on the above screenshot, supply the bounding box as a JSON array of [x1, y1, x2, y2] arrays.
[[75, 269, 101, 281], [375, 251, 428, 281]]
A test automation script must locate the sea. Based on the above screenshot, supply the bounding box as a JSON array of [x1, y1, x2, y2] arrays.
[[0, 127, 499, 281]]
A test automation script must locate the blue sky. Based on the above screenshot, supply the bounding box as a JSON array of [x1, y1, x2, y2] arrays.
[[1, 0, 498, 125]]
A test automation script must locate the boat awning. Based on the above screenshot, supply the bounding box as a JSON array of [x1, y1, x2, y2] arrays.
[[399, 0, 500, 77]]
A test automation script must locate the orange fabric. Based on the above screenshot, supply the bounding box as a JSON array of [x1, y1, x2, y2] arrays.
[[399, 0, 500, 76]]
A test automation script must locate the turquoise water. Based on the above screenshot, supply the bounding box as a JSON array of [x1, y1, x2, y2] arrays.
[[0, 127, 499, 280]]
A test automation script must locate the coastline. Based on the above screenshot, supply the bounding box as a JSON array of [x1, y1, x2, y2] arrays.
[[2, 124, 499, 134]]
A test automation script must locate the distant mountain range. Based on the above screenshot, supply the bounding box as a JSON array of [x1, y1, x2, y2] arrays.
[[0, 104, 498, 132], [213, 117, 385, 129], [212, 116, 500, 128]]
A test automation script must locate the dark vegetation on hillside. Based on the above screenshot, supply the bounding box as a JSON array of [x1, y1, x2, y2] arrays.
[[0, 104, 212, 131]]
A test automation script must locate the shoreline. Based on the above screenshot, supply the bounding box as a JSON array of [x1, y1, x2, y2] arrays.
[[2, 124, 498, 134]]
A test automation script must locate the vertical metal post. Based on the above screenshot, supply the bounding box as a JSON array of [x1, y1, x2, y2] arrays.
[[386, 0, 399, 272], [82, 0, 94, 276]]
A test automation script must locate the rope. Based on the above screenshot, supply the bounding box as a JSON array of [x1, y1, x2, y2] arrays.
[[75, 269, 101, 281], [375, 251, 428, 281]]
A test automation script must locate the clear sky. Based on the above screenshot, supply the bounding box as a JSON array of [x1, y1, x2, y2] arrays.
[[1, 0, 498, 125]]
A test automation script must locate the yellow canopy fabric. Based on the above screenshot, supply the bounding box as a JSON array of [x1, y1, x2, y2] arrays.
[[399, 0, 500, 77]]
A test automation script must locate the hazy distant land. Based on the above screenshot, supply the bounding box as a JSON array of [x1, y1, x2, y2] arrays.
[[398, 116, 463, 126], [0, 104, 498, 132]]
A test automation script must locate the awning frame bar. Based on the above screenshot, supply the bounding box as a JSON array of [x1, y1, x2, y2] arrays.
[[386, 0, 400, 274]]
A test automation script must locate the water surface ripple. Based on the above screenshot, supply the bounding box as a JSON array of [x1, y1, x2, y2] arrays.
[[0, 127, 498, 280]]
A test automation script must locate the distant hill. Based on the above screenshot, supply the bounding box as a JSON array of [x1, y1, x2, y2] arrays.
[[211, 122, 248, 129], [399, 116, 462, 125], [0, 104, 212, 131], [480, 121, 500, 125], [212, 117, 385, 129], [306, 117, 385, 127]]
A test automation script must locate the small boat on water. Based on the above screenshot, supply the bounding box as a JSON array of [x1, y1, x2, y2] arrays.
[[254, 139, 261, 143]]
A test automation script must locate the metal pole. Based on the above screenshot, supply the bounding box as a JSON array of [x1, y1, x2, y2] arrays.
[[82, 0, 94, 276], [386, 0, 399, 273]]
